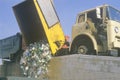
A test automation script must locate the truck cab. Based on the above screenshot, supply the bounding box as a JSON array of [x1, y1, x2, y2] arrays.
[[71, 5, 120, 56]]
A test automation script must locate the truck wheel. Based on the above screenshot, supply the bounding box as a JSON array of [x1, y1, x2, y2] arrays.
[[70, 36, 96, 55], [77, 45, 88, 54], [70, 43, 94, 54], [76, 40, 95, 55]]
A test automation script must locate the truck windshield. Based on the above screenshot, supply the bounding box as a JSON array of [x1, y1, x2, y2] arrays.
[[107, 6, 120, 22]]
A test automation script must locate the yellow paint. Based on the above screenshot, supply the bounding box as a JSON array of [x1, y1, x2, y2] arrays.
[[33, 0, 65, 54]]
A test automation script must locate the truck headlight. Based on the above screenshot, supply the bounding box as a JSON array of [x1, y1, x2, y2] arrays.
[[114, 27, 119, 33]]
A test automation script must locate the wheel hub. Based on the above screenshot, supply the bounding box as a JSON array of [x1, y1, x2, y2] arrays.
[[78, 45, 88, 54]]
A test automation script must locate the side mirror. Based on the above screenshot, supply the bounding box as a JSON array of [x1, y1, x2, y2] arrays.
[[96, 7, 102, 19]]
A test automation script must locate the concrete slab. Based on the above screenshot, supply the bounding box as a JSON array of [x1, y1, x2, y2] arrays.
[[1, 54, 120, 80], [48, 54, 120, 80]]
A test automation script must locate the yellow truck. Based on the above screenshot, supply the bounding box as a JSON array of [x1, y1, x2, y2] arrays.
[[70, 5, 120, 56], [13, 0, 65, 55]]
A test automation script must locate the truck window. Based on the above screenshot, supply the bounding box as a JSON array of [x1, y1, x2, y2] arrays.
[[87, 9, 103, 28], [87, 10, 97, 23], [107, 6, 120, 22], [37, 0, 59, 27], [78, 14, 85, 23]]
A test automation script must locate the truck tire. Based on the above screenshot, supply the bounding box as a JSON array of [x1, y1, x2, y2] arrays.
[[77, 42, 94, 54], [70, 36, 95, 55]]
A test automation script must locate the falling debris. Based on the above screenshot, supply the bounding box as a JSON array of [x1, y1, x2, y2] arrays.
[[20, 41, 52, 78]]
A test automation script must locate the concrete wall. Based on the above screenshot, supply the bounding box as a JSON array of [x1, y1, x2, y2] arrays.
[[0, 62, 23, 77], [48, 54, 120, 80], [0, 65, 6, 77], [1, 54, 120, 80]]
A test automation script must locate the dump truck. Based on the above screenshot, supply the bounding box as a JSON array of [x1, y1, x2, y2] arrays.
[[13, 0, 66, 56], [0, 0, 68, 78], [0, 33, 22, 59], [70, 5, 120, 56], [1, 0, 120, 80]]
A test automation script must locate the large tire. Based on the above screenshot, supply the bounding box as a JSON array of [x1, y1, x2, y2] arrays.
[[70, 36, 96, 55], [77, 41, 94, 55]]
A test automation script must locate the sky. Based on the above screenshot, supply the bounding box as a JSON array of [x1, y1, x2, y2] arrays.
[[0, 0, 120, 40]]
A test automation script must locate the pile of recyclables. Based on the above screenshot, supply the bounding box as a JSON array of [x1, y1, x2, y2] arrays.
[[20, 41, 52, 78]]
